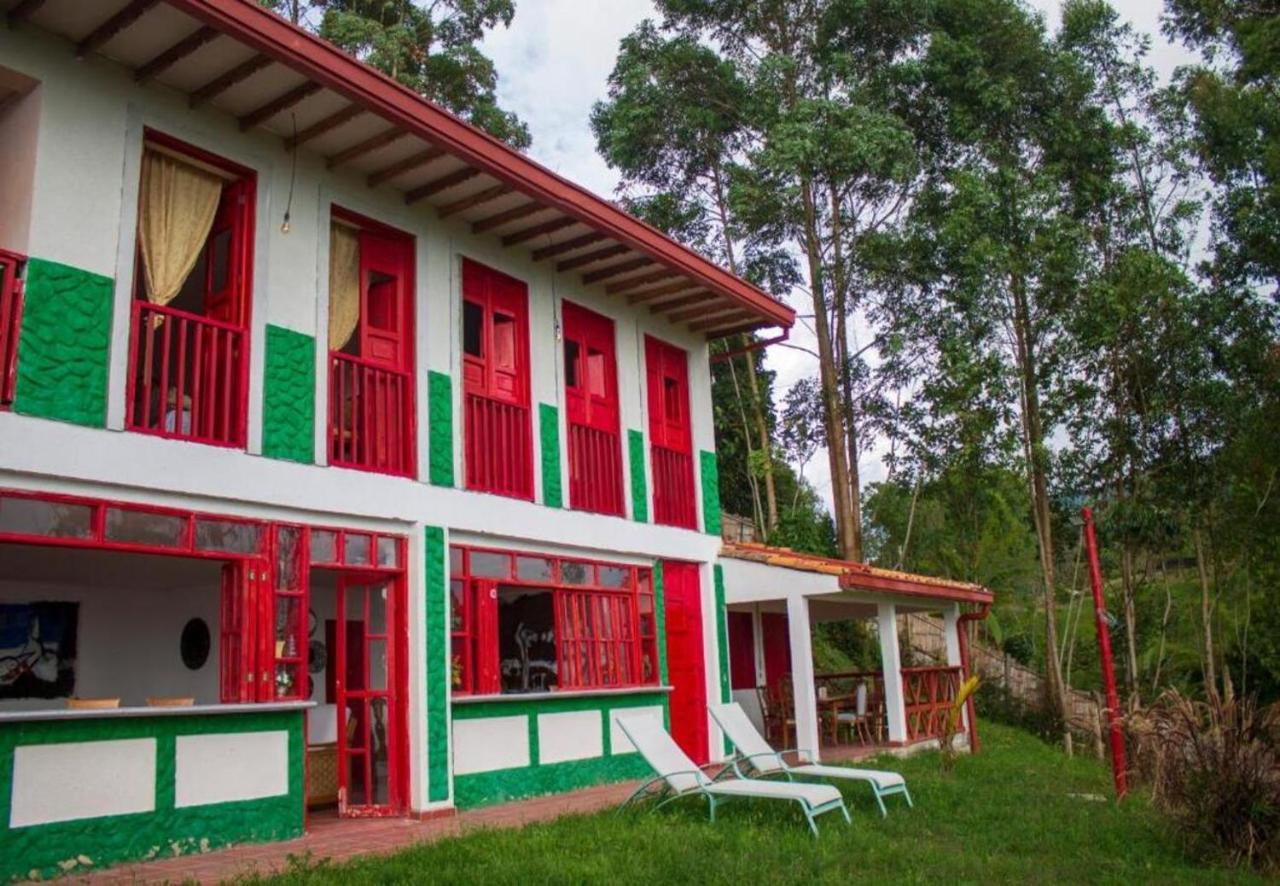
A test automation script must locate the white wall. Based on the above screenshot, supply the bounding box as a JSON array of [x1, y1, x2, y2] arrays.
[[0, 577, 220, 711], [0, 68, 40, 256]]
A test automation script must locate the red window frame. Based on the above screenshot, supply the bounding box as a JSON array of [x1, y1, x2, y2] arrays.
[[328, 207, 417, 477], [644, 335, 697, 529], [461, 258, 533, 500], [562, 301, 624, 516], [126, 130, 256, 449], [449, 545, 659, 696], [0, 249, 24, 409]]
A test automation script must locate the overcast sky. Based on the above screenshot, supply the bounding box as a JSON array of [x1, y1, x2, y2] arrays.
[[482, 1, 1199, 512]]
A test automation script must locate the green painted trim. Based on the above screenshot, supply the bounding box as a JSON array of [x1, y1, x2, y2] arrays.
[[451, 692, 669, 809], [261, 325, 316, 464], [538, 403, 563, 508], [627, 429, 648, 522], [713, 563, 732, 756], [653, 561, 669, 687], [427, 371, 454, 487], [0, 709, 303, 882], [12, 258, 113, 428], [700, 450, 722, 536], [425, 525, 450, 803]]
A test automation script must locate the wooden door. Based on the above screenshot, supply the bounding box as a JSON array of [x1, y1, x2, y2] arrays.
[[203, 179, 250, 326], [357, 232, 409, 369], [661, 561, 708, 764]]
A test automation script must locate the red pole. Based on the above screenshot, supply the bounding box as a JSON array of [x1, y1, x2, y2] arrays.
[[1081, 506, 1128, 799]]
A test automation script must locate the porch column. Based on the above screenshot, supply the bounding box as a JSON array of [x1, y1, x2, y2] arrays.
[[786, 595, 821, 761], [943, 603, 968, 731], [751, 605, 766, 687], [877, 603, 909, 743]]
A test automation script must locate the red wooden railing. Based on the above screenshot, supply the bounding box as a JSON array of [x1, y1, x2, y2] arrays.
[[567, 422, 624, 516], [902, 665, 963, 741], [127, 301, 246, 447], [0, 253, 22, 409], [329, 353, 414, 476], [465, 392, 532, 499], [651, 443, 696, 528]]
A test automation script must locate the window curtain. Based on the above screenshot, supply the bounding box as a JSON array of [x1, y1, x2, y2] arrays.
[[137, 148, 223, 306], [328, 222, 360, 351]]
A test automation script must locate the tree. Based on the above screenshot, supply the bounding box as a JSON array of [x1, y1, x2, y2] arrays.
[[260, 0, 530, 148]]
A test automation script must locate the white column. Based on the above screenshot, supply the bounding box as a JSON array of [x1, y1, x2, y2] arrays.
[[878, 603, 908, 743], [943, 603, 969, 731], [751, 605, 766, 687], [786, 595, 821, 761]]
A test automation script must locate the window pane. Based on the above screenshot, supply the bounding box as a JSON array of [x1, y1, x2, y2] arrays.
[[463, 301, 483, 357], [492, 313, 515, 371], [561, 561, 590, 585], [0, 497, 93, 539], [563, 339, 579, 389], [469, 551, 510, 579], [451, 636, 467, 690], [275, 525, 302, 588], [344, 533, 371, 565], [515, 555, 553, 583], [311, 529, 337, 563], [105, 507, 185, 547], [450, 546, 464, 574], [275, 597, 302, 652], [598, 566, 630, 589], [497, 586, 556, 693], [376, 536, 399, 567], [195, 518, 262, 555], [450, 580, 466, 631], [637, 569, 651, 593]]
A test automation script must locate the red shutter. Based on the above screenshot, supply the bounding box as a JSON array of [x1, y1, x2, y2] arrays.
[[358, 231, 409, 370], [645, 336, 696, 528], [203, 179, 252, 326], [563, 301, 624, 515], [473, 580, 501, 694]]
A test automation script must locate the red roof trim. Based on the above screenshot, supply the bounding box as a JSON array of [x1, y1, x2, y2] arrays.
[[164, 0, 795, 331]]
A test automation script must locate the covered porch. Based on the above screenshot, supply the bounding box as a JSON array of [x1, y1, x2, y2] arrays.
[[719, 543, 993, 761]]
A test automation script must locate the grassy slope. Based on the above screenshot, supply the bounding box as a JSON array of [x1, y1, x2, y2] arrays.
[[259, 723, 1260, 884]]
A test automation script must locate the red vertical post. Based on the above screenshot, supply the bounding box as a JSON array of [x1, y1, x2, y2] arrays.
[[1081, 506, 1129, 799]]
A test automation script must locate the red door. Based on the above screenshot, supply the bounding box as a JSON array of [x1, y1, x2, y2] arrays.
[[645, 337, 696, 528], [562, 301, 624, 515], [662, 561, 708, 764], [335, 576, 405, 816], [203, 179, 251, 326], [761, 612, 791, 690], [357, 232, 409, 369]]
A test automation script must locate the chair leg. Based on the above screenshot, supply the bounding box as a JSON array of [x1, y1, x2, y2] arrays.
[[873, 790, 888, 818], [902, 787, 914, 808], [803, 803, 820, 838]]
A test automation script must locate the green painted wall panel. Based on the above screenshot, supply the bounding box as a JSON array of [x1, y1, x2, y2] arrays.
[[653, 561, 669, 686], [12, 258, 113, 428], [713, 563, 732, 756], [627, 429, 648, 522], [700, 450, 722, 536], [425, 525, 450, 803], [0, 709, 303, 882], [427, 371, 454, 487], [452, 691, 669, 809], [260, 325, 315, 464], [538, 403, 563, 508]]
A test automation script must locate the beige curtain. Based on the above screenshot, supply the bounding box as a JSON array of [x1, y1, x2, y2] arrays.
[[328, 222, 361, 351], [137, 148, 223, 306]]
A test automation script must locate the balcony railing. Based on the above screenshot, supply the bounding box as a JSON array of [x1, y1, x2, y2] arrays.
[[127, 301, 246, 447], [567, 422, 624, 516], [651, 443, 696, 529], [465, 392, 532, 499], [329, 353, 414, 476], [902, 665, 963, 741], [0, 254, 21, 408]]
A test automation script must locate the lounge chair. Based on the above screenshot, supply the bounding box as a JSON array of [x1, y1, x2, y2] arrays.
[[615, 713, 850, 836], [709, 702, 913, 817]]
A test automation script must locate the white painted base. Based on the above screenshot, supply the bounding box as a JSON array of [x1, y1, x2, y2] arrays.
[[174, 730, 289, 808], [608, 705, 663, 754], [536, 710, 602, 764], [452, 716, 529, 774], [10, 738, 156, 827]]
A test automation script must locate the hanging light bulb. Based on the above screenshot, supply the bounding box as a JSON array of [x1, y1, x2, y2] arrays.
[[280, 212, 291, 235]]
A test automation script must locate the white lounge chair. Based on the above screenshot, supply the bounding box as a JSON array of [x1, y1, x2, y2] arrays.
[[615, 713, 850, 836], [709, 701, 913, 817]]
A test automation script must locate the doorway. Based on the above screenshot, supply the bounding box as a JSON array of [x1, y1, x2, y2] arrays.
[[661, 561, 707, 764]]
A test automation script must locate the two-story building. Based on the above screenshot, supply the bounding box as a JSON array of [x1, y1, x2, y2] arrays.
[[0, 0, 798, 878]]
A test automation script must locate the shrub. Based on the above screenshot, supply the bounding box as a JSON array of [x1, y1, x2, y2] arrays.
[[1127, 689, 1280, 870]]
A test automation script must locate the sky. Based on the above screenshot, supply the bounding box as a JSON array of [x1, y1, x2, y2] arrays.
[[482, 1, 1200, 513]]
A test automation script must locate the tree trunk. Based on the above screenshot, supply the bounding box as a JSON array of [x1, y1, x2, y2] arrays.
[[829, 184, 864, 561], [1120, 544, 1141, 708], [1192, 523, 1219, 705]]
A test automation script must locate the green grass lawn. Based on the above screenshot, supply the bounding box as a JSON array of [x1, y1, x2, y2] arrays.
[[258, 723, 1260, 884]]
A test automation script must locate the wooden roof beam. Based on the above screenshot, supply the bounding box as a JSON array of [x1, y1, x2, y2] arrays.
[[326, 128, 406, 169], [437, 183, 511, 219], [606, 268, 681, 295], [582, 257, 653, 286], [557, 244, 629, 273], [706, 319, 770, 340], [239, 81, 321, 131], [503, 216, 576, 246], [626, 281, 700, 305], [76, 0, 158, 58], [668, 300, 736, 324], [532, 232, 605, 262], [473, 201, 546, 235], [404, 166, 481, 204], [189, 54, 271, 108], [366, 147, 445, 188], [7, 0, 49, 26], [649, 291, 717, 314], [135, 25, 218, 84], [287, 104, 364, 149]]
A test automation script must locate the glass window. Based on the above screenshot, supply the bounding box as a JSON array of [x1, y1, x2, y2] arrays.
[[463, 300, 483, 358], [0, 497, 93, 539], [561, 561, 591, 585], [345, 533, 371, 566], [450, 580, 466, 631], [104, 507, 186, 547], [376, 536, 399, 568], [598, 566, 630, 589], [498, 586, 556, 693], [275, 525, 302, 587], [563, 339, 580, 389], [469, 550, 510, 579], [311, 529, 338, 563], [194, 518, 262, 555], [450, 546, 464, 574], [515, 555, 553, 583]]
